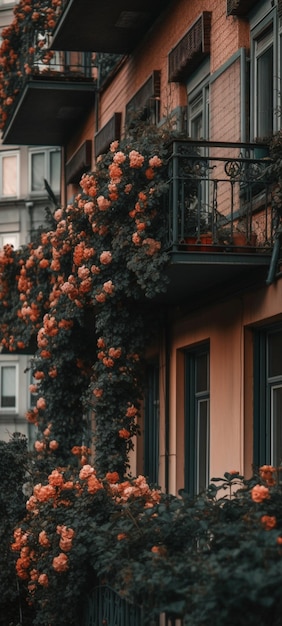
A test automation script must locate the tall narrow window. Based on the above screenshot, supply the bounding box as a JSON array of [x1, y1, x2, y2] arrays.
[[185, 344, 210, 496], [256, 26, 274, 137], [254, 326, 282, 467], [0, 364, 17, 410], [144, 363, 159, 484], [189, 87, 209, 140]]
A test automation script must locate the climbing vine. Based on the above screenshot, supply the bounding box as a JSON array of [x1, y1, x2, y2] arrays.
[[0, 124, 170, 475]]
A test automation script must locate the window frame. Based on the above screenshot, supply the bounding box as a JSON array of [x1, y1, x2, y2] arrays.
[[0, 151, 19, 199], [28, 147, 61, 196], [187, 58, 210, 140], [250, 6, 281, 139], [184, 343, 210, 496], [0, 362, 18, 413], [144, 362, 159, 484], [254, 324, 282, 467], [0, 233, 19, 249]]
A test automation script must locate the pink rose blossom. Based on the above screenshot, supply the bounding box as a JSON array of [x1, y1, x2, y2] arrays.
[[79, 464, 95, 480], [100, 251, 112, 265], [103, 280, 114, 294], [97, 195, 111, 211], [149, 155, 162, 168], [113, 151, 126, 164], [129, 150, 144, 168]]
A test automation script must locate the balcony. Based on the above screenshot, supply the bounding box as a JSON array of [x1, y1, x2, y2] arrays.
[[51, 0, 172, 53], [162, 140, 276, 304], [1, 30, 95, 146]]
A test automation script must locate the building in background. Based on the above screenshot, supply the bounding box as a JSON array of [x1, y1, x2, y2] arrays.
[[0, 0, 61, 444], [1, 0, 282, 494]]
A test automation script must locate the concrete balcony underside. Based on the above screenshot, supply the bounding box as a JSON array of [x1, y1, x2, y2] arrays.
[[2, 76, 95, 146], [161, 250, 272, 305], [51, 0, 172, 53]]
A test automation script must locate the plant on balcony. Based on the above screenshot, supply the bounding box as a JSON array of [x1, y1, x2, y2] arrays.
[[0, 0, 63, 129]]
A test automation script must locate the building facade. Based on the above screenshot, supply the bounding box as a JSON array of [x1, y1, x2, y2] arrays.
[[1, 0, 282, 494], [0, 0, 61, 444]]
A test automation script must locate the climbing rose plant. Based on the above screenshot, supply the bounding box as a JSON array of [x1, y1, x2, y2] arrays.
[[0, 126, 170, 476], [8, 465, 282, 626], [0, 0, 63, 129]]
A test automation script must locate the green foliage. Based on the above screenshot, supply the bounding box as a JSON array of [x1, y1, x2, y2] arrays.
[[0, 435, 34, 626], [0, 123, 171, 477], [7, 465, 282, 625]]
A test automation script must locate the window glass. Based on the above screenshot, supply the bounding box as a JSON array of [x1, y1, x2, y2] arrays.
[[196, 352, 208, 393], [31, 152, 45, 192], [257, 43, 273, 137], [197, 398, 209, 493], [1, 365, 16, 408], [190, 93, 203, 140], [268, 329, 282, 378], [30, 149, 61, 194], [2, 154, 17, 196], [254, 326, 282, 467], [50, 151, 61, 191], [0, 233, 19, 249], [185, 344, 210, 496], [272, 385, 282, 466]]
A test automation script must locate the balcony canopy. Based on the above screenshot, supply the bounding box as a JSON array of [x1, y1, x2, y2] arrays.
[[51, 0, 172, 53]]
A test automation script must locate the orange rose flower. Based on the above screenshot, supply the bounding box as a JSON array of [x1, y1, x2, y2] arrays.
[[261, 515, 276, 530], [251, 484, 270, 503]]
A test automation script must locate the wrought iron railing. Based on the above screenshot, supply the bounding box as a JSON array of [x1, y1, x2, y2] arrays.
[[166, 139, 274, 253], [23, 29, 93, 79], [83, 584, 185, 626], [83, 584, 144, 626]]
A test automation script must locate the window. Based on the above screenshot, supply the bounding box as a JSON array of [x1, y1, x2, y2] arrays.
[[144, 363, 159, 484], [0, 152, 19, 198], [251, 7, 281, 139], [29, 148, 61, 194], [254, 325, 282, 467], [0, 233, 19, 248], [187, 58, 210, 140], [188, 86, 209, 140], [184, 344, 210, 496], [0, 363, 17, 411]]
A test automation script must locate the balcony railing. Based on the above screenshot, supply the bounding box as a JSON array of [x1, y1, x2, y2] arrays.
[[0, 23, 94, 138], [166, 140, 274, 254], [83, 584, 184, 626]]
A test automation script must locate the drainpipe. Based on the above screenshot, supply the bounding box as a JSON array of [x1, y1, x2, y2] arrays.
[[25, 201, 34, 240], [266, 227, 282, 285]]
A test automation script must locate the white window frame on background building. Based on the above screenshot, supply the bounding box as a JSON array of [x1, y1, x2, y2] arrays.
[[0, 1, 16, 6], [0, 151, 19, 199], [0, 232, 19, 249], [250, 3, 281, 140], [28, 147, 61, 195], [0, 361, 18, 412]]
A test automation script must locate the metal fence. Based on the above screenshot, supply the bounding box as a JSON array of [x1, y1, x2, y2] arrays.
[[83, 584, 185, 626]]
